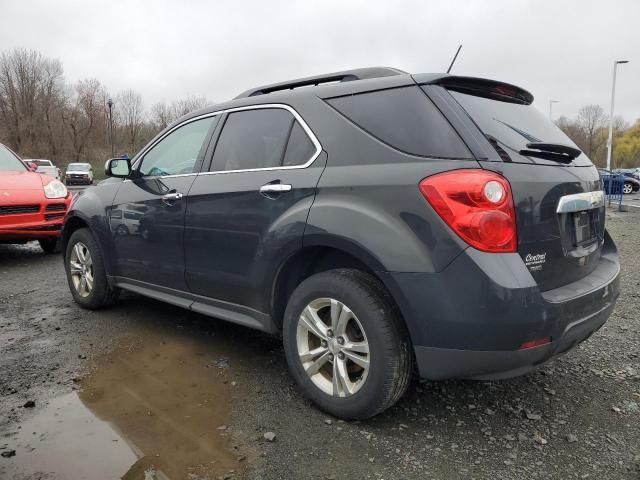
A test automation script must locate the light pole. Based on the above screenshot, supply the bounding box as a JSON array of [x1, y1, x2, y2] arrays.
[[107, 98, 114, 157], [549, 100, 559, 120], [606, 60, 629, 171]]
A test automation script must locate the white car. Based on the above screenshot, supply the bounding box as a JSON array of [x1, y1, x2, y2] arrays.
[[65, 163, 94, 185], [26, 159, 61, 180]]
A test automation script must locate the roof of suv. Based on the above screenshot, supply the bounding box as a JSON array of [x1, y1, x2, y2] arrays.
[[234, 67, 409, 99], [176, 67, 534, 131]]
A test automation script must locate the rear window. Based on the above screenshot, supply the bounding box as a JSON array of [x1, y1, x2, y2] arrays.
[[448, 90, 592, 166], [326, 86, 471, 159]]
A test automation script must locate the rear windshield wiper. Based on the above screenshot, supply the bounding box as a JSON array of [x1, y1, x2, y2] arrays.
[[519, 142, 582, 164]]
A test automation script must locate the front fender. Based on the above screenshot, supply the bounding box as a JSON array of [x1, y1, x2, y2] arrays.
[[62, 181, 122, 276]]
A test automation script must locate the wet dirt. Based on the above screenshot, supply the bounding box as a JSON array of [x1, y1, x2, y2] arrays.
[[2, 210, 640, 479], [3, 328, 245, 480]]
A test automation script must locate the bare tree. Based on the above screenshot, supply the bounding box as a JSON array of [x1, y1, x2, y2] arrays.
[[556, 115, 584, 145], [0, 48, 50, 155], [575, 104, 608, 162], [150, 101, 171, 131], [150, 95, 209, 132], [62, 79, 106, 161], [40, 58, 66, 160], [0, 48, 211, 168], [116, 89, 144, 154], [170, 95, 209, 119], [612, 115, 629, 136]]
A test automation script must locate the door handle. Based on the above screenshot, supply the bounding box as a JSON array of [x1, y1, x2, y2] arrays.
[[162, 192, 183, 204], [260, 183, 292, 195]]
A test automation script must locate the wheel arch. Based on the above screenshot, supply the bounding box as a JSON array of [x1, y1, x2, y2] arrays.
[[269, 240, 403, 333], [61, 214, 89, 259]]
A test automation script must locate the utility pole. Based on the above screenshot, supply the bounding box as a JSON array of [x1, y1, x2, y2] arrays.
[[606, 60, 629, 171], [107, 98, 115, 157]]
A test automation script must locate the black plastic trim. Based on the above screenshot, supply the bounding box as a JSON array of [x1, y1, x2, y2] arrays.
[[111, 276, 277, 333]]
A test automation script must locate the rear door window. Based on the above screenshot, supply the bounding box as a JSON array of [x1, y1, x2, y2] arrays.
[[212, 108, 294, 172], [448, 90, 592, 166], [326, 86, 471, 159]]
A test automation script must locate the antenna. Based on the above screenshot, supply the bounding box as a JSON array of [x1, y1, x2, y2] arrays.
[[446, 45, 462, 74]]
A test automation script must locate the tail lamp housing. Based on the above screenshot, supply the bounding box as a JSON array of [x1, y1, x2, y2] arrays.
[[419, 169, 517, 253]]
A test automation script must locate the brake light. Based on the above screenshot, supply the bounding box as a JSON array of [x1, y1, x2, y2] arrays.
[[419, 169, 517, 253]]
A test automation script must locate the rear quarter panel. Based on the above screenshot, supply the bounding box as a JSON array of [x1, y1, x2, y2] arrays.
[[299, 96, 477, 273]]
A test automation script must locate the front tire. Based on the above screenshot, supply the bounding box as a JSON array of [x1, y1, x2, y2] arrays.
[[283, 269, 413, 420], [38, 237, 60, 254], [65, 228, 119, 309], [623, 182, 633, 194]]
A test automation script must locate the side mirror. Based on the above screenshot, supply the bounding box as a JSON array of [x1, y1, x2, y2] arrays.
[[25, 161, 38, 172], [105, 157, 132, 178]]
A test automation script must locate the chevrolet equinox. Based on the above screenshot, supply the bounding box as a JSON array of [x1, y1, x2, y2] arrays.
[[62, 67, 620, 419]]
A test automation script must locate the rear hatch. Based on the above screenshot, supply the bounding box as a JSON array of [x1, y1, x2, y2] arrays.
[[438, 80, 604, 291]]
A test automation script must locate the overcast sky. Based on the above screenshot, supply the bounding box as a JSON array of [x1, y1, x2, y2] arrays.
[[3, 0, 639, 122]]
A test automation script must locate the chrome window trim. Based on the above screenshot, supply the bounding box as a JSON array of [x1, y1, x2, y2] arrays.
[[130, 103, 322, 180], [556, 190, 605, 213]]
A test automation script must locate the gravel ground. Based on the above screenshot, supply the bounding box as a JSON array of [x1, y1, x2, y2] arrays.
[[0, 208, 638, 480]]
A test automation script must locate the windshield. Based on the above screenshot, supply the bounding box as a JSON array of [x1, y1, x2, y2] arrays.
[[0, 145, 27, 172], [450, 91, 592, 166], [67, 163, 90, 171]]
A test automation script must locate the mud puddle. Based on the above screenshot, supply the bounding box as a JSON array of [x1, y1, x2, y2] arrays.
[[2, 328, 247, 480]]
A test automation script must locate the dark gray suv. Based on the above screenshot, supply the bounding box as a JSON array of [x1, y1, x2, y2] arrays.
[[62, 67, 620, 419]]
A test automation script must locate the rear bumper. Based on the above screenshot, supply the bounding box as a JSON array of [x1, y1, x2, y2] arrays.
[[381, 232, 620, 380], [413, 298, 615, 380], [65, 176, 92, 184]]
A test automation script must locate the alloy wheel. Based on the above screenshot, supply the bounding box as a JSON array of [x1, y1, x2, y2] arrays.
[[296, 298, 370, 397], [69, 241, 94, 297], [623, 183, 633, 194]]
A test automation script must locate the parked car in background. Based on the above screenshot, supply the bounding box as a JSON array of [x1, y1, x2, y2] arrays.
[[0, 144, 72, 253], [26, 159, 61, 181], [600, 168, 640, 194], [64, 163, 94, 185], [62, 68, 620, 419], [613, 168, 640, 182]]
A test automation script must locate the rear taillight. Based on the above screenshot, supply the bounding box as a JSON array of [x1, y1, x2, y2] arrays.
[[419, 169, 517, 253]]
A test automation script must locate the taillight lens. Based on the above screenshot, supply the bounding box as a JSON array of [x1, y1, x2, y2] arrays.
[[419, 169, 517, 253]]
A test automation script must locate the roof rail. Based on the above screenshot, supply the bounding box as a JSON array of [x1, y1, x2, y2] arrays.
[[234, 67, 407, 99]]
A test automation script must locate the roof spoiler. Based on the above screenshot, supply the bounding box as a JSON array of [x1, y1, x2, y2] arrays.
[[423, 75, 534, 105], [234, 67, 407, 99]]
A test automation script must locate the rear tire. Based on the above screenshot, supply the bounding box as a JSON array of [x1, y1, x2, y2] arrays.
[[623, 182, 633, 194], [38, 237, 60, 254], [283, 268, 413, 420], [65, 228, 119, 309]]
